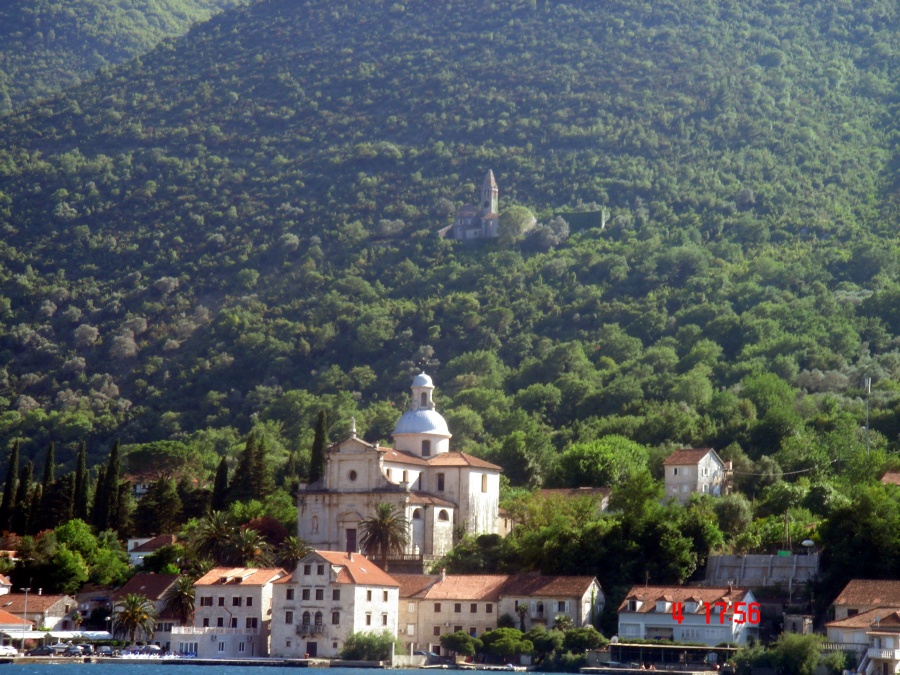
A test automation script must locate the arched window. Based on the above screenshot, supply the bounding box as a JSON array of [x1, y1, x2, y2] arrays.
[[315, 611, 323, 626], [302, 612, 310, 626], [438, 509, 450, 521], [412, 509, 423, 520], [422, 440, 431, 457], [312, 515, 319, 533], [421, 392, 428, 407], [537, 602, 544, 616]]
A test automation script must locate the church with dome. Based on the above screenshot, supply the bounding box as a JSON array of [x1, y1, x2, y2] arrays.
[[296, 373, 502, 570]]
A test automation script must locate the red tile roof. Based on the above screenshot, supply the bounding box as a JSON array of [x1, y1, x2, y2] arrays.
[[0, 608, 29, 626], [311, 551, 399, 587], [195, 568, 287, 587], [0, 593, 74, 614], [415, 575, 509, 601], [881, 472, 900, 486], [663, 448, 716, 466], [500, 573, 597, 598], [618, 585, 752, 613], [381, 448, 429, 466], [833, 580, 900, 608], [827, 607, 900, 630], [130, 534, 177, 553], [427, 452, 501, 470], [393, 574, 440, 599], [112, 574, 179, 602], [409, 492, 456, 508]]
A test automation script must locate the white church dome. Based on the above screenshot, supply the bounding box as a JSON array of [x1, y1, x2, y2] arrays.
[[393, 409, 450, 436], [411, 372, 434, 388]]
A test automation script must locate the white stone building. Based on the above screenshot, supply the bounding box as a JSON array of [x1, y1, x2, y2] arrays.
[[172, 567, 287, 658], [297, 373, 502, 567], [617, 585, 759, 647], [270, 550, 399, 659], [662, 448, 730, 504]]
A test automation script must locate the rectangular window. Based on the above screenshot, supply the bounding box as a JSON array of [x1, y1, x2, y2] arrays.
[[383, 591, 389, 602], [317, 564, 325, 575], [315, 589, 324, 601], [558, 601, 566, 612], [218, 597, 224, 607], [230, 618, 237, 628], [437, 473, 445, 491], [470, 603, 477, 613], [286, 611, 294, 624], [382, 614, 388, 626], [673, 468, 678, 476], [233, 597, 242, 607], [286, 589, 295, 601], [238, 643, 245, 653], [200, 597, 212, 607], [407, 624, 415, 636], [333, 589, 341, 601], [433, 626, 441, 636], [302, 589, 310, 601], [216, 617, 224, 628], [408, 602, 416, 613], [202, 618, 209, 628], [217, 642, 225, 653], [469, 627, 477, 637], [454, 603, 462, 613], [367, 590, 373, 602], [486, 604, 493, 614], [246, 618, 258, 629], [332, 612, 340, 625], [304, 564, 311, 575], [481, 474, 488, 493], [366, 614, 372, 626], [454, 625, 462, 633], [434, 603, 441, 612], [247, 597, 253, 607]]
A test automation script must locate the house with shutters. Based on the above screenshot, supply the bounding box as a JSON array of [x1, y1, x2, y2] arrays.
[[617, 585, 759, 647], [0, 593, 78, 630], [662, 448, 730, 504], [172, 567, 287, 658], [269, 550, 399, 659], [394, 571, 603, 655], [296, 373, 501, 570]]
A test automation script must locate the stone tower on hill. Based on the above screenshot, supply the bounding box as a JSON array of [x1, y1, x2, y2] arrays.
[[447, 170, 500, 240]]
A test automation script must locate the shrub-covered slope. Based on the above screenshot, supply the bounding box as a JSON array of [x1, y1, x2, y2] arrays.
[[0, 0, 899, 476], [0, 0, 245, 112]]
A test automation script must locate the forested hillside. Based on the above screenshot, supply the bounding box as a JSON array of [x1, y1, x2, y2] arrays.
[[0, 0, 899, 494], [0, 0, 246, 113]]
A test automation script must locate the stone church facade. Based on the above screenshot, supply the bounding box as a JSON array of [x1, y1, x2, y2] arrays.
[[296, 373, 502, 570], [447, 170, 500, 240]]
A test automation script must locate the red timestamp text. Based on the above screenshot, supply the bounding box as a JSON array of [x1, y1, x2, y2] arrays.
[[671, 601, 760, 625]]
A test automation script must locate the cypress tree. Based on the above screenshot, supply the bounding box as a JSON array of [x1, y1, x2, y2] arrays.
[[36, 473, 74, 530], [12, 460, 32, 534], [228, 433, 256, 504], [104, 440, 121, 532], [41, 442, 55, 489], [25, 484, 41, 535], [91, 465, 108, 531], [309, 410, 328, 484], [73, 443, 89, 520], [251, 433, 275, 498], [0, 441, 19, 532], [211, 457, 229, 512]]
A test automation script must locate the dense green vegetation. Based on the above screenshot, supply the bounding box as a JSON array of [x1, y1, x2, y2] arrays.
[[0, 0, 900, 631], [0, 0, 245, 112]]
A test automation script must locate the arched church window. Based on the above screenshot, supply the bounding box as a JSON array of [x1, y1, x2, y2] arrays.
[[302, 612, 310, 626], [422, 440, 431, 457], [412, 509, 423, 520], [438, 510, 449, 521], [315, 611, 323, 626], [421, 392, 428, 407]]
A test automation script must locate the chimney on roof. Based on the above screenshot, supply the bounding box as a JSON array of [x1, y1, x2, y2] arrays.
[[37, 589, 42, 596], [349, 552, 353, 562], [441, 568, 446, 582], [728, 582, 734, 594]]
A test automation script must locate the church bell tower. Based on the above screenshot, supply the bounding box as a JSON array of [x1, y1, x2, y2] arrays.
[[480, 170, 498, 216]]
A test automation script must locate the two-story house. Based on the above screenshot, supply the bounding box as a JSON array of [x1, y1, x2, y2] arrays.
[[663, 448, 729, 504], [498, 574, 603, 632], [269, 550, 399, 659], [172, 567, 287, 658], [618, 585, 759, 646], [0, 593, 78, 630], [832, 579, 900, 621]]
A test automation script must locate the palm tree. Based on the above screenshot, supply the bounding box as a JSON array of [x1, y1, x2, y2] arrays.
[[276, 535, 312, 571], [193, 510, 233, 564], [161, 576, 196, 625], [359, 502, 409, 571], [229, 527, 273, 567], [113, 594, 157, 644]]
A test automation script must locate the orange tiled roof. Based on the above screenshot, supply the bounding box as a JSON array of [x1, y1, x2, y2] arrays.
[[500, 573, 597, 598], [618, 585, 751, 613], [416, 574, 509, 601], [394, 574, 440, 599], [827, 607, 900, 630], [662, 448, 715, 466], [381, 447, 429, 466], [0, 608, 29, 626], [130, 534, 177, 553], [409, 492, 456, 508], [427, 452, 501, 470], [195, 568, 287, 587], [881, 472, 900, 486], [833, 580, 900, 608], [112, 573, 179, 602], [312, 551, 399, 588], [0, 593, 74, 613]]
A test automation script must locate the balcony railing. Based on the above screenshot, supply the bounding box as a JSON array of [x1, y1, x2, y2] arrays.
[[296, 624, 326, 635], [172, 627, 260, 636], [867, 648, 900, 660]]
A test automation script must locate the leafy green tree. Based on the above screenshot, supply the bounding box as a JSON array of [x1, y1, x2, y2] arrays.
[[359, 502, 409, 571], [713, 493, 753, 538], [441, 630, 482, 657], [134, 479, 183, 535], [555, 436, 650, 488], [498, 206, 537, 246], [0, 441, 19, 532], [563, 626, 606, 652], [768, 633, 824, 675], [339, 630, 400, 660], [113, 594, 157, 643], [309, 410, 328, 484], [480, 627, 533, 661]]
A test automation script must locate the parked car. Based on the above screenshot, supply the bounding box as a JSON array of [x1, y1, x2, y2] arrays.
[[0, 645, 17, 657], [96, 645, 116, 657], [63, 645, 84, 656], [76, 644, 94, 656], [25, 646, 55, 656]]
